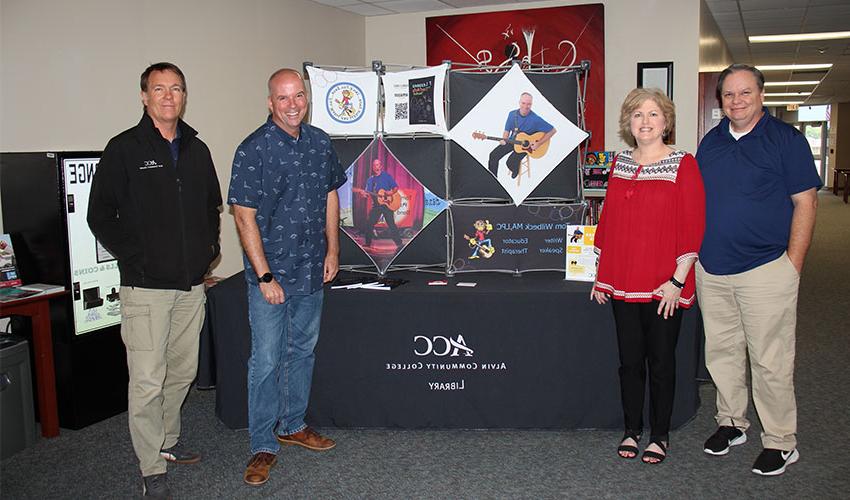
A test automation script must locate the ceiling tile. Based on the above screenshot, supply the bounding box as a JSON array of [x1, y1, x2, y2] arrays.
[[442, 0, 515, 7], [336, 3, 394, 15], [309, 0, 360, 6], [374, 0, 452, 13]]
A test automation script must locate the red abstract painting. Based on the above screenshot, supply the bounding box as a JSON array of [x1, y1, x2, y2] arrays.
[[426, 4, 604, 151]]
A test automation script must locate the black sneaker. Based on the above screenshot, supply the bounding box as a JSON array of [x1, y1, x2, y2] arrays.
[[143, 473, 172, 499], [703, 426, 747, 455], [160, 442, 201, 464], [752, 448, 799, 476]]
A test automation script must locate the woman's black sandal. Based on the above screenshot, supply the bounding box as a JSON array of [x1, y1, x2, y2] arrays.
[[617, 433, 641, 459], [641, 438, 668, 464]]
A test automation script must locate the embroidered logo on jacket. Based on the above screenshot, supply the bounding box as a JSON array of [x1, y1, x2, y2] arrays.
[[139, 159, 164, 170]]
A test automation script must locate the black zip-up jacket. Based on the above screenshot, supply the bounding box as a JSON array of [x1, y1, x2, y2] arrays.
[[88, 113, 222, 290]]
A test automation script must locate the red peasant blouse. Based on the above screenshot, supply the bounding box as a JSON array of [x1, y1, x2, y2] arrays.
[[593, 150, 705, 307]]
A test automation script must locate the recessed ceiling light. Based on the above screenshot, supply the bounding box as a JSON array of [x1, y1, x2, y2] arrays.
[[764, 92, 812, 97], [757, 63, 833, 71], [763, 101, 805, 106], [763, 81, 820, 86], [750, 31, 850, 43]]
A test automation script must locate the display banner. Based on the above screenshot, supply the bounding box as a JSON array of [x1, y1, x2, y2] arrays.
[[63, 156, 121, 335], [450, 202, 585, 273], [306, 66, 379, 136], [449, 65, 588, 205], [565, 225, 597, 282], [382, 64, 449, 136], [340, 137, 448, 274]]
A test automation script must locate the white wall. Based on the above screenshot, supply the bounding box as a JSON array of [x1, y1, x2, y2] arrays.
[[365, 0, 701, 154], [0, 0, 365, 278]]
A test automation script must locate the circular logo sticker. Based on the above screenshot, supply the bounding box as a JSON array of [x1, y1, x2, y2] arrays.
[[326, 82, 365, 124]]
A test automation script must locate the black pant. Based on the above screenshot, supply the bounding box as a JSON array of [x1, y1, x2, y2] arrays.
[[488, 143, 526, 176], [611, 300, 683, 441], [365, 205, 402, 246]]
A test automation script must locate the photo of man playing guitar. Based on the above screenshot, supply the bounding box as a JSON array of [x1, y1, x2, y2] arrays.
[[476, 92, 557, 179], [353, 158, 404, 250]]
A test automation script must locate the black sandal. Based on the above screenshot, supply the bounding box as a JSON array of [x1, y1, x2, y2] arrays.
[[617, 433, 641, 459], [641, 438, 668, 464]]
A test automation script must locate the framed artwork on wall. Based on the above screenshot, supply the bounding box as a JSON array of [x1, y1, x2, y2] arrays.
[[637, 62, 673, 98]]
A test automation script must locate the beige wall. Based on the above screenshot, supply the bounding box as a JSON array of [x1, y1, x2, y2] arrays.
[[0, 0, 365, 278], [2, 0, 712, 279], [365, 0, 701, 154]]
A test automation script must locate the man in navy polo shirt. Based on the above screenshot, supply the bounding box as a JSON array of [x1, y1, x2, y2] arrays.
[[696, 64, 821, 476], [228, 68, 346, 486]]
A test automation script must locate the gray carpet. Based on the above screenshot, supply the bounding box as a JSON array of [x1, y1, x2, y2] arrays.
[[2, 191, 849, 499]]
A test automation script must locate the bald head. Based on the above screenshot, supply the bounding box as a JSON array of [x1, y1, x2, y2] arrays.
[[268, 68, 304, 96]]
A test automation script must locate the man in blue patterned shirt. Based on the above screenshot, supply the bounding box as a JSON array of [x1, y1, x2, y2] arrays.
[[228, 68, 346, 487]]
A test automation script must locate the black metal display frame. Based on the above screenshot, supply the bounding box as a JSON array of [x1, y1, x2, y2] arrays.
[[305, 60, 591, 276]]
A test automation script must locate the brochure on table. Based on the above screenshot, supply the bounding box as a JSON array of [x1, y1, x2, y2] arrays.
[[63, 157, 121, 334], [564, 225, 597, 282]]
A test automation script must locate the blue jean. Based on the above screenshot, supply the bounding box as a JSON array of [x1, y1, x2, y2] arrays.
[[247, 284, 324, 455]]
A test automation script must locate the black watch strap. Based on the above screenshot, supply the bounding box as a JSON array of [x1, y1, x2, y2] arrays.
[[258, 272, 274, 284], [669, 276, 685, 289]]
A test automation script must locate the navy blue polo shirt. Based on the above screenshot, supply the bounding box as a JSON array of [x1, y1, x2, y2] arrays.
[[228, 117, 346, 295], [696, 109, 821, 275]]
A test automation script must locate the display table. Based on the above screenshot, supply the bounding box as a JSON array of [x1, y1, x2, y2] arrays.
[[203, 271, 702, 430], [0, 290, 67, 437]]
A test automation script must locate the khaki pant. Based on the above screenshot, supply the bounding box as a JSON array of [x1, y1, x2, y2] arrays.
[[120, 285, 205, 476], [696, 253, 799, 451]]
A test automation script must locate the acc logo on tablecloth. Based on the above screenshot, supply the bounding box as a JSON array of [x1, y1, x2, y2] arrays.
[[326, 82, 365, 123], [413, 335, 474, 357]]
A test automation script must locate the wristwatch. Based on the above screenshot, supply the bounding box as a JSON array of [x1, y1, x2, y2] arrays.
[[669, 276, 685, 289], [258, 272, 274, 284]]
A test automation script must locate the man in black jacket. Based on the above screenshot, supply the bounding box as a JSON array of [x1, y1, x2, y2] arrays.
[[88, 62, 221, 499]]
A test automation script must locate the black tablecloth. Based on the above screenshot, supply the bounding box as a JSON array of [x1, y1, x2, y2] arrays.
[[201, 270, 703, 430]]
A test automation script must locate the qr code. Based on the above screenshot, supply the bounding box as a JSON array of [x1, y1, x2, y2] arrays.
[[394, 102, 408, 120]]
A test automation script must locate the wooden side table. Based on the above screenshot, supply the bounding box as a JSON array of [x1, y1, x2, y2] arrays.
[[0, 290, 67, 437]]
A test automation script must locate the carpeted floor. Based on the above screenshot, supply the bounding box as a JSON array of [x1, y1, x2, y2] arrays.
[[2, 191, 848, 499]]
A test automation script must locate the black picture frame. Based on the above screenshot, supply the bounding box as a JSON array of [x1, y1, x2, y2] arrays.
[[637, 62, 674, 98]]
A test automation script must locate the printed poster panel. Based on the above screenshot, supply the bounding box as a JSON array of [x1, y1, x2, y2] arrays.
[[565, 225, 597, 282], [339, 138, 448, 274], [382, 64, 449, 136], [449, 65, 588, 205], [450, 203, 586, 273], [63, 157, 121, 335], [306, 67, 379, 136]]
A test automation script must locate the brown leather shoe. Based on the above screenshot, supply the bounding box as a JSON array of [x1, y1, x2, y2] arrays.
[[276, 427, 336, 451], [243, 452, 277, 486]]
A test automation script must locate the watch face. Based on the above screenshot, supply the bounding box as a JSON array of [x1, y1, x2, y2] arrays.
[[259, 272, 273, 283]]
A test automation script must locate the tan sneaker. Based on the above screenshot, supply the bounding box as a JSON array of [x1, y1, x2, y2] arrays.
[[243, 452, 277, 486], [276, 427, 336, 451]]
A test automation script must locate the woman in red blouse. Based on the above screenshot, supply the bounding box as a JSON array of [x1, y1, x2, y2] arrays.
[[591, 88, 705, 464]]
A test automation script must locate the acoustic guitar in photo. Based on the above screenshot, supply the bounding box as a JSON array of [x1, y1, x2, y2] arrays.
[[472, 131, 550, 159], [352, 187, 402, 211], [462, 234, 495, 259]]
